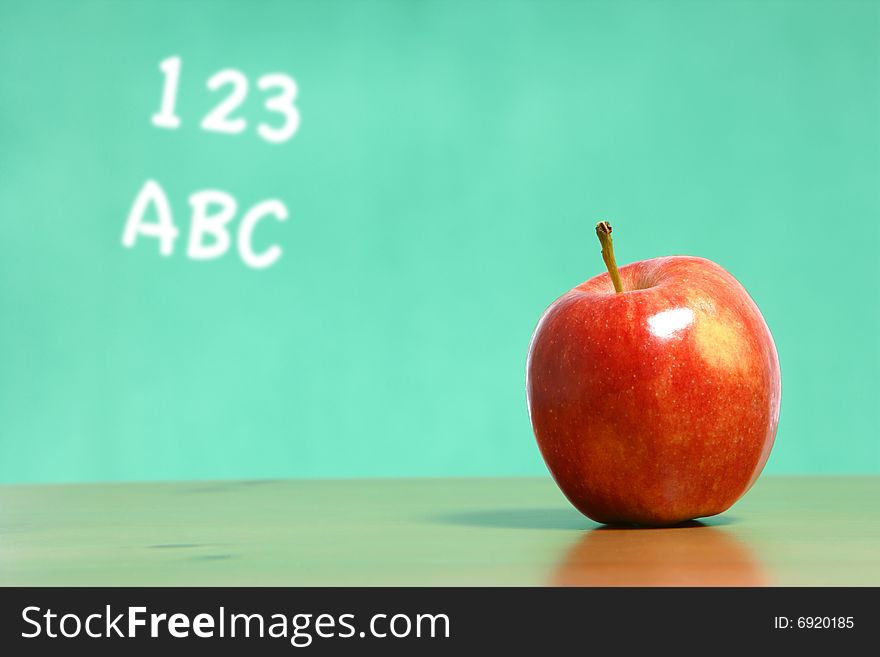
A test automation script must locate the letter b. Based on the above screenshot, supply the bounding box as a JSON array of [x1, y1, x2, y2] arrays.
[[187, 190, 237, 260]]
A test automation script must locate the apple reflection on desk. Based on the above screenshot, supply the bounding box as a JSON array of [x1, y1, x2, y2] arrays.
[[550, 521, 770, 587]]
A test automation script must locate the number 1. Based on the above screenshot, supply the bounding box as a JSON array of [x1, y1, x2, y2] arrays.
[[152, 56, 182, 129]]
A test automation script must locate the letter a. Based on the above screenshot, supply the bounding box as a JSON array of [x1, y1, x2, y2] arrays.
[[122, 179, 179, 256]]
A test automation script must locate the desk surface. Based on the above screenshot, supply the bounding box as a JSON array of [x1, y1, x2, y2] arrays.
[[0, 476, 877, 586]]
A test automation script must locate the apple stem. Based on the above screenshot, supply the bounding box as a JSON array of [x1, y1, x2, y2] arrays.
[[595, 221, 624, 293]]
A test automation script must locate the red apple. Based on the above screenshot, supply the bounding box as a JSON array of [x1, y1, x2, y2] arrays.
[[526, 222, 780, 526]]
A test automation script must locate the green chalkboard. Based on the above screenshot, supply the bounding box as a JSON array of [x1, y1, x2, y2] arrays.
[[0, 0, 878, 483]]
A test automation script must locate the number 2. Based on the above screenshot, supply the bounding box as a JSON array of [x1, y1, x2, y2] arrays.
[[257, 74, 300, 143], [201, 69, 248, 135]]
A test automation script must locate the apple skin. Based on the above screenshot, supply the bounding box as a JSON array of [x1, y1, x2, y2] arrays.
[[526, 256, 780, 526]]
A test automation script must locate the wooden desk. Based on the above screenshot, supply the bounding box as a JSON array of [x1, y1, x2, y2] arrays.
[[0, 476, 877, 586]]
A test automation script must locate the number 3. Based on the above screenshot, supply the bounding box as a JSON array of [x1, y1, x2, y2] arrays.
[[257, 74, 300, 144]]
